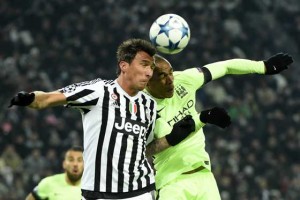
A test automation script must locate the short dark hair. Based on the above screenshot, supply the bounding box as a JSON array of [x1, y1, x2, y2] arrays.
[[116, 38, 156, 75], [153, 54, 172, 69], [64, 146, 83, 159], [69, 146, 83, 152], [154, 54, 166, 65]]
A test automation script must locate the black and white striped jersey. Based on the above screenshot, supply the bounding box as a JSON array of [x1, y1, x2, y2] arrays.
[[60, 78, 157, 196]]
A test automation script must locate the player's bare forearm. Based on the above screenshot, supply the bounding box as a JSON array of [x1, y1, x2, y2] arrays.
[[147, 115, 195, 157], [146, 137, 170, 157], [29, 91, 67, 109]]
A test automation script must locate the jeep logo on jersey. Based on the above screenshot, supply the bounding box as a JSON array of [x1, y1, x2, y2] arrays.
[[115, 117, 148, 137]]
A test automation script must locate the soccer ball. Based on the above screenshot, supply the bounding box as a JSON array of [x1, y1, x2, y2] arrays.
[[149, 14, 190, 54]]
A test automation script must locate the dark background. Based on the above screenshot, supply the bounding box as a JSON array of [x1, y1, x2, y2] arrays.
[[0, 0, 299, 199]]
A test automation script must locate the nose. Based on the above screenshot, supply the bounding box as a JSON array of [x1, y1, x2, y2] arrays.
[[166, 74, 173, 84], [72, 163, 78, 168], [145, 66, 154, 78]]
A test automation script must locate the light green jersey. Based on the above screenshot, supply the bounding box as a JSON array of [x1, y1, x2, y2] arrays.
[[32, 173, 81, 200], [152, 68, 208, 189], [151, 60, 265, 189]]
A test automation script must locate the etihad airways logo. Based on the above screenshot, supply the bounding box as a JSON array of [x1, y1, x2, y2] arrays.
[[114, 117, 148, 137], [167, 99, 194, 126]]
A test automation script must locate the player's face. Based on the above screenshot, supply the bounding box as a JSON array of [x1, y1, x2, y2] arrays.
[[147, 60, 174, 98], [120, 51, 154, 95], [63, 150, 84, 184]]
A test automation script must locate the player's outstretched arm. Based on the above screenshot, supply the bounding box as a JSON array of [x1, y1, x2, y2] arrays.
[[9, 91, 67, 109], [146, 115, 195, 157], [200, 107, 231, 129], [201, 53, 293, 83]]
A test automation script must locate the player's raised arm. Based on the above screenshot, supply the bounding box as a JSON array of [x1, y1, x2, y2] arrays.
[[201, 53, 293, 83], [8, 91, 67, 109], [146, 106, 231, 157], [146, 115, 195, 157]]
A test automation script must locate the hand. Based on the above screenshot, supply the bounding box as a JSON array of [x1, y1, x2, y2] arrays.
[[200, 107, 231, 129], [165, 115, 195, 146], [263, 53, 293, 75], [8, 91, 35, 108]]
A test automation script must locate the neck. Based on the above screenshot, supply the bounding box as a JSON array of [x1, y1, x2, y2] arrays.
[[145, 87, 161, 99], [116, 77, 137, 96], [65, 174, 80, 186]]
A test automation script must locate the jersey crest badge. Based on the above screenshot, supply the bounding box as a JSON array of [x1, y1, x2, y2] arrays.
[[175, 84, 188, 98], [129, 102, 137, 115], [110, 93, 120, 108]]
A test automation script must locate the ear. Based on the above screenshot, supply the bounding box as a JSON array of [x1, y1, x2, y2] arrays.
[[119, 61, 129, 73], [62, 160, 66, 170]]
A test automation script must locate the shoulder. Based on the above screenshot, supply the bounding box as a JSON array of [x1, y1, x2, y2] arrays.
[[72, 78, 112, 88], [173, 68, 205, 89], [39, 173, 64, 186], [33, 173, 67, 199], [174, 68, 202, 78], [174, 68, 201, 83], [60, 78, 114, 93]]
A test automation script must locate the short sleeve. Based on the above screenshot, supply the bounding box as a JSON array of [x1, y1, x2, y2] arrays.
[[59, 78, 103, 109]]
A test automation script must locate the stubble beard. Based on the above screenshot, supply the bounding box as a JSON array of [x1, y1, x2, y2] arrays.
[[66, 171, 83, 183]]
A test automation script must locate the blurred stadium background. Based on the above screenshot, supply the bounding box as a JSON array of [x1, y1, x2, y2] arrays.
[[0, 0, 299, 199]]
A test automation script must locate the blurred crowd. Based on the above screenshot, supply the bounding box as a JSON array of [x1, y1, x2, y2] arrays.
[[1, 0, 300, 199]]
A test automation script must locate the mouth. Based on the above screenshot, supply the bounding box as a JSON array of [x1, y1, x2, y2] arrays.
[[141, 80, 150, 86], [167, 86, 174, 93]]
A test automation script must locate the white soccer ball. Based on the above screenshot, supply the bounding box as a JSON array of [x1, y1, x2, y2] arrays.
[[149, 14, 190, 54]]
